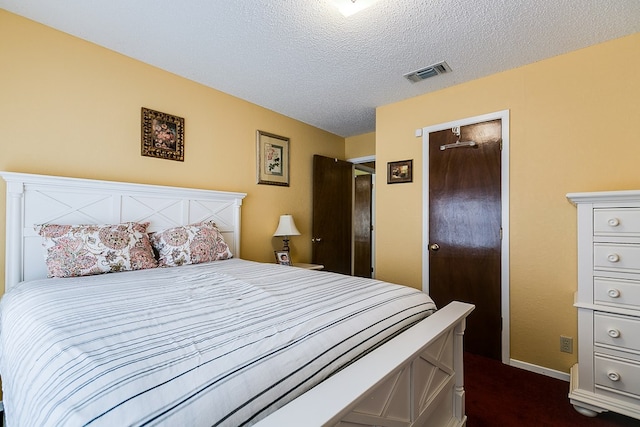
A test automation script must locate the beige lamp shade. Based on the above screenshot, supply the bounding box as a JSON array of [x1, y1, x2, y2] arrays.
[[273, 215, 301, 237], [274, 215, 300, 253]]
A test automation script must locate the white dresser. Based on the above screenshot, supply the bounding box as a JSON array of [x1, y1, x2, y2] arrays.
[[567, 190, 640, 420]]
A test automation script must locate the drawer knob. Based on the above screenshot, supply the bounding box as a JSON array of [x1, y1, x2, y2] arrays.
[[607, 218, 620, 227], [607, 253, 620, 263], [607, 289, 621, 298], [607, 328, 621, 338], [607, 372, 621, 382]]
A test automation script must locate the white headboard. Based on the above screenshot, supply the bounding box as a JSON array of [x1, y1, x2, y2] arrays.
[[2, 172, 246, 291]]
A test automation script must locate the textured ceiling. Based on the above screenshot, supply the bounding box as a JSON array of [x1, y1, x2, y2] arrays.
[[1, 1, 639, 137]]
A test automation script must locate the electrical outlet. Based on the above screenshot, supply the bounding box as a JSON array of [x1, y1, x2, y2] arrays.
[[560, 336, 573, 353]]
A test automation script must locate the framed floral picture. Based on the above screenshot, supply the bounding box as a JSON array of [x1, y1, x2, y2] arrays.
[[257, 130, 290, 186], [141, 107, 185, 161]]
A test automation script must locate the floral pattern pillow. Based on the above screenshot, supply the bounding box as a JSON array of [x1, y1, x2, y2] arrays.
[[35, 222, 158, 278], [150, 221, 233, 267]]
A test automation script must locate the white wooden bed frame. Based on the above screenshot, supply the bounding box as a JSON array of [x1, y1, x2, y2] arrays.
[[1, 171, 474, 427]]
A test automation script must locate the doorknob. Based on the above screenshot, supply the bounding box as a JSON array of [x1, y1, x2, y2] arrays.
[[429, 243, 440, 252], [312, 237, 323, 243]]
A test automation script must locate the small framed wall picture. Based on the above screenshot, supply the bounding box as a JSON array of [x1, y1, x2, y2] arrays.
[[257, 130, 290, 186], [387, 159, 413, 184], [141, 107, 185, 162], [274, 250, 292, 266]]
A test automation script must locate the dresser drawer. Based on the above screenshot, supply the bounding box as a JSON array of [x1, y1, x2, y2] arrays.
[[595, 312, 640, 352], [594, 243, 640, 274], [595, 278, 640, 311], [595, 208, 640, 238], [595, 355, 640, 397]]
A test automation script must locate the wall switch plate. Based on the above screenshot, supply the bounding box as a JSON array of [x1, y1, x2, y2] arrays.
[[560, 336, 573, 353]]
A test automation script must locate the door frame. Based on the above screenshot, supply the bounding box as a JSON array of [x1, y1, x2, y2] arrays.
[[421, 110, 510, 364], [348, 155, 376, 278]]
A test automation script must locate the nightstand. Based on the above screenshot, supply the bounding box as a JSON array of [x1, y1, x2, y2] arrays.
[[293, 263, 324, 270]]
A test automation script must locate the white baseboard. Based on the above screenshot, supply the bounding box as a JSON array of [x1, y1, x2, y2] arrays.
[[509, 358, 570, 382]]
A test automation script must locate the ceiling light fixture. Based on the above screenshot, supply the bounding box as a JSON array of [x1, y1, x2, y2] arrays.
[[328, 0, 381, 17]]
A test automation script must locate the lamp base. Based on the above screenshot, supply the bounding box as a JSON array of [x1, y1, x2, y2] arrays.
[[281, 238, 290, 252]]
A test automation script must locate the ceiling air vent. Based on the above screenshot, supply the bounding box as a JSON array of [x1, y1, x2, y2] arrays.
[[404, 61, 452, 83]]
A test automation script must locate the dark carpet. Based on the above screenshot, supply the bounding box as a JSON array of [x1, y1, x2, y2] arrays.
[[464, 352, 639, 426]]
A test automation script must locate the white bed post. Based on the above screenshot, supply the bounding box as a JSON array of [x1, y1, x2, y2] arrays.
[[233, 199, 243, 257], [453, 318, 467, 424], [4, 179, 25, 290]]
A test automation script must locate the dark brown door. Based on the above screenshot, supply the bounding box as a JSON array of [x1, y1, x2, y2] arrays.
[[312, 155, 352, 274], [354, 174, 372, 278], [428, 120, 502, 360]]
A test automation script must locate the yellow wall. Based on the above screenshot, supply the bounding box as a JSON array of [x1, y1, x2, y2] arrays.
[[3, 8, 640, 376], [376, 33, 640, 372], [345, 131, 375, 159], [0, 10, 345, 295]]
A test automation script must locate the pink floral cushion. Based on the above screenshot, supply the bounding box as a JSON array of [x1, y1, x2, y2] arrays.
[[150, 221, 233, 267], [35, 222, 158, 278]]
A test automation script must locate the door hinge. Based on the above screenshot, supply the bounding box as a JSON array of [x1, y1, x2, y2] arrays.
[[500, 227, 503, 240]]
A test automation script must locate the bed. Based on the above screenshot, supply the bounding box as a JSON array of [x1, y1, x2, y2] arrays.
[[0, 171, 474, 427]]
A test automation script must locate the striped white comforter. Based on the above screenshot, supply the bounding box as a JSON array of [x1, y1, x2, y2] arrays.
[[0, 259, 436, 427]]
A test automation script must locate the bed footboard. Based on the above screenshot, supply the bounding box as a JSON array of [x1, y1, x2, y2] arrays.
[[255, 301, 475, 427]]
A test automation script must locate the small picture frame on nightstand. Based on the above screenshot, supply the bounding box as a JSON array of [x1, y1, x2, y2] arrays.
[[274, 250, 291, 266]]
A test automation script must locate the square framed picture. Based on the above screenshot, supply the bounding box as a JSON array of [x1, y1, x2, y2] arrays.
[[257, 130, 290, 186], [141, 107, 185, 161], [387, 159, 413, 184], [274, 250, 292, 266]]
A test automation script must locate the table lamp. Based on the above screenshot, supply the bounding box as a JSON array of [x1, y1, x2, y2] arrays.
[[273, 214, 301, 252]]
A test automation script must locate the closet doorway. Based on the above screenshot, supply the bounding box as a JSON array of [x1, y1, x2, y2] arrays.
[[353, 158, 375, 278], [311, 155, 375, 277], [422, 110, 510, 363]]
